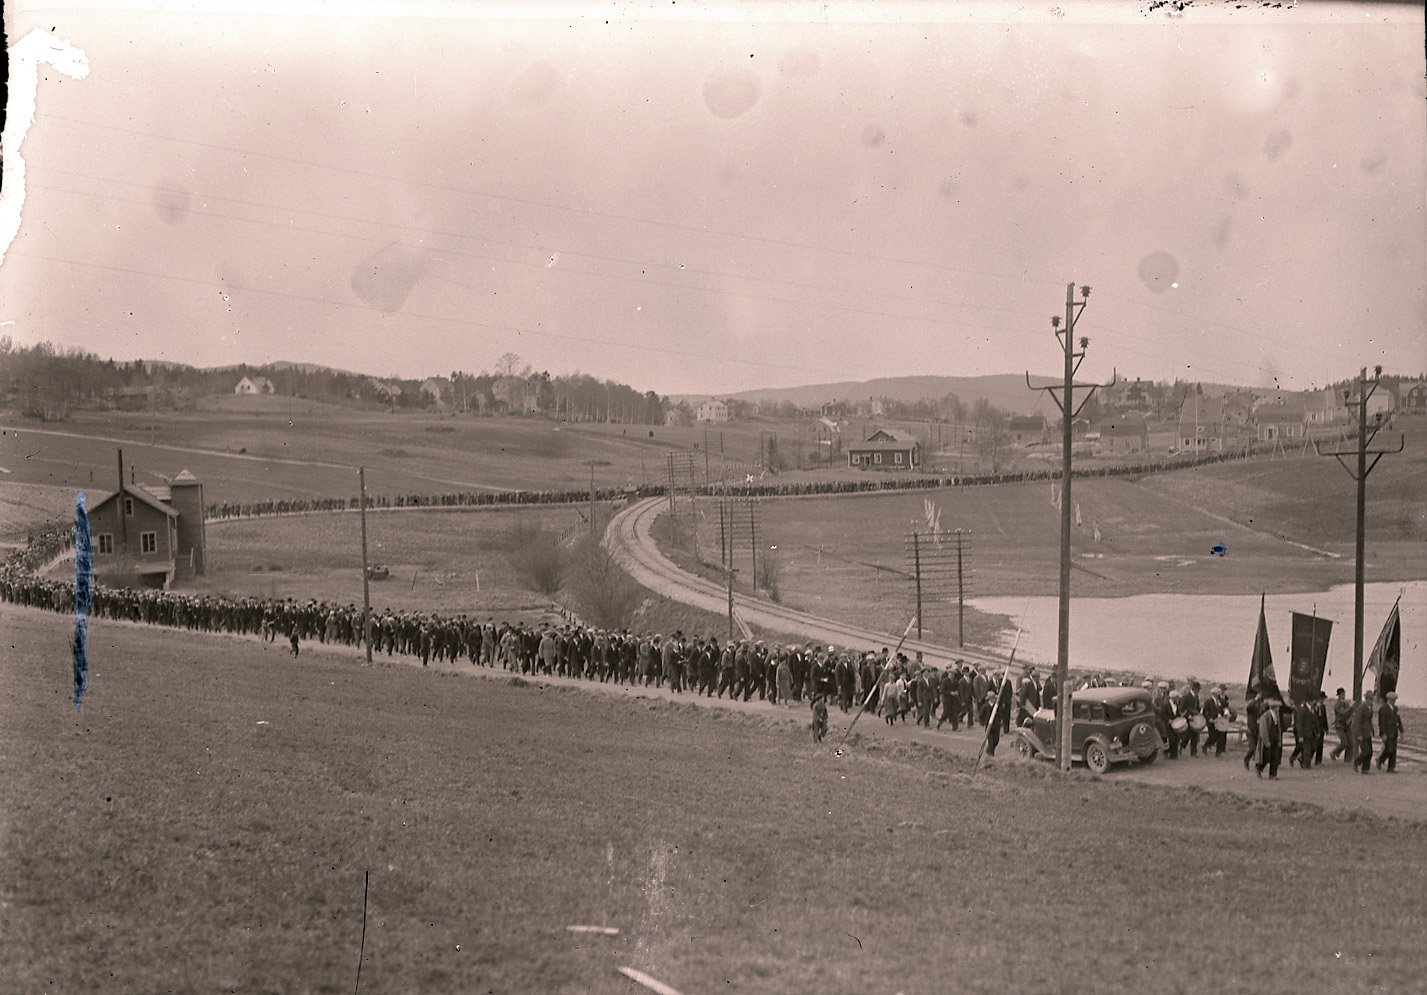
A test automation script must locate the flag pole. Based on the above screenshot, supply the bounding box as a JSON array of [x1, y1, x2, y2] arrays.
[[832, 614, 918, 756], [973, 624, 1023, 777]]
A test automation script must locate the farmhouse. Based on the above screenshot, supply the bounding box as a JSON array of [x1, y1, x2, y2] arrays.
[[1253, 402, 1306, 441], [420, 376, 452, 405], [847, 428, 921, 470], [234, 376, 274, 395], [88, 467, 207, 588], [1098, 414, 1148, 454], [1400, 381, 1427, 416], [1007, 415, 1047, 447], [696, 400, 730, 422]]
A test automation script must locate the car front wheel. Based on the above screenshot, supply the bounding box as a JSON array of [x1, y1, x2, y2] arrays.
[[1085, 741, 1111, 775], [1013, 736, 1034, 759]]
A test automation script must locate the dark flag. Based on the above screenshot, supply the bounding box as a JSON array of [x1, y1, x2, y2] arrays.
[[72, 491, 94, 711], [1289, 611, 1333, 706], [1366, 598, 1402, 697], [1247, 594, 1282, 702]]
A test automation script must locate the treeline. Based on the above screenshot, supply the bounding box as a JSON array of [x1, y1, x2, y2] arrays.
[[0, 339, 667, 422]]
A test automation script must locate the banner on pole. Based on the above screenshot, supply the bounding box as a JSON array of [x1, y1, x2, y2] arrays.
[[1246, 595, 1282, 702], [1366, 599, 1401, 697], [1288, 611, 1332, 705]]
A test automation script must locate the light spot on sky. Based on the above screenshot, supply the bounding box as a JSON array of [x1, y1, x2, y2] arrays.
[[778, 48, 819, 78], [1138, 252, 1179, 294], [507, 62, 560, 105], [703, 67, 760, 119]]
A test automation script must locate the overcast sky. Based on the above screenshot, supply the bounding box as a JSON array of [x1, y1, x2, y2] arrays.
[[2, 1, 1423, 397]]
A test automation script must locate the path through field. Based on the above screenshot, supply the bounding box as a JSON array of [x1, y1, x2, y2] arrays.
[[604, 497, 1005, 667]]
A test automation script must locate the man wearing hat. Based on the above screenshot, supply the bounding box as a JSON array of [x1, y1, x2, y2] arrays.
[[1376, 692, 1404, 773], [1201, 686, 1233, 758], [1351, 690, 1376, 774], [1178, 679, 1204, 757], [1152, 682, 1178, 759]]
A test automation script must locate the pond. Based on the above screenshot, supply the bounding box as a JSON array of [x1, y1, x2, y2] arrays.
[[970, 581, 1424, 706]]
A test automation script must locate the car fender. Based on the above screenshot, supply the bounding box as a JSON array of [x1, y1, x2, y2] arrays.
[[1014, 726, 1053, 757]]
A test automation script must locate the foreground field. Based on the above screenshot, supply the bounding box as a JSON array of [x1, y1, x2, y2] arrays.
[[4, 608, 1422, 993]]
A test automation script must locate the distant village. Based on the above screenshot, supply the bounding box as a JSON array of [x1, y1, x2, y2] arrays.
[[3, 339, 1423, 470]]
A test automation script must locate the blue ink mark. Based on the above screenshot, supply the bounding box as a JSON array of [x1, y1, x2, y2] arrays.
[[1210, 543, 1227, 557], [72, 491, 93, 710]]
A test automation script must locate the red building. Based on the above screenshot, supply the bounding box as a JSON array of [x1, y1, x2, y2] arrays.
[[88, 468, 206, 588]]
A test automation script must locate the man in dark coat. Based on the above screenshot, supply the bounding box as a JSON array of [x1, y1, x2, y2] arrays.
[[1376, 692, 1404, 773], [1254, 699, 1283, 779], [1289, 698, 1320, 769], [1352, 691, 1377, 773], [1329, 688, 1355, 763]]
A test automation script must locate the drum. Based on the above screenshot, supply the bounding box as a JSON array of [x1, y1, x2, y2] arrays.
[[1170, 716, 1189, 733], [1209, 717, 1230, 733], [1188, 714, 1207, 732]]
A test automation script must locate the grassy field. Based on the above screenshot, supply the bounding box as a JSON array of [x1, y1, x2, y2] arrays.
[[3, 607, 1423, 993], [193, 505, 591, 617], [721, 450, 1424, 627]]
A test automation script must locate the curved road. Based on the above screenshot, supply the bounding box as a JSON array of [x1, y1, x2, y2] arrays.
[[605, 497, 1007, 668]]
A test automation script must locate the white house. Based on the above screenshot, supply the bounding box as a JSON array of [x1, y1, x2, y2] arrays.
[[234, 376, 275, 395], [696, 400, 730, 422]]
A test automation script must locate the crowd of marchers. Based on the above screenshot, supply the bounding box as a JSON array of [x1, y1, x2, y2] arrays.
[[1, 519, 1402, 777], [201, 444, 1271, 523]]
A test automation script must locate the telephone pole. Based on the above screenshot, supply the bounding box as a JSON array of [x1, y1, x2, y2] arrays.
[[1314, 367, 1404, 702], [359, 465, 372, 663], [1026, 282, 1112, 772]]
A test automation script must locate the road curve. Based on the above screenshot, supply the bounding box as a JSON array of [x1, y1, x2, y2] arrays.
[[605, 497, 1007, 668]]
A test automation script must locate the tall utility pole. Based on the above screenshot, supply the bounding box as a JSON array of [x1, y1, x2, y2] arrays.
[[1314, 366, 1404, 702], [359, 465, 372, 664], [1026, 282, 1111, 772], [912, 531, 924, 641], [955, 530, 966, 648], [586, 460, 598, 532]]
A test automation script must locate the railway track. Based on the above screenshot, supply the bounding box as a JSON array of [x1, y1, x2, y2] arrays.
[[604, 497, 1007, 668]]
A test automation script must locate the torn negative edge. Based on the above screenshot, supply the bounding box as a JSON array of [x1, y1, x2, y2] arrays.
[[1, 30, 91, 267], [566, 925, 620, 935], [616, 967, 683, 995]]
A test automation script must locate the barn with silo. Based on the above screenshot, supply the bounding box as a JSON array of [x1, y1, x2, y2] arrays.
[[88, 466, 207, 589]]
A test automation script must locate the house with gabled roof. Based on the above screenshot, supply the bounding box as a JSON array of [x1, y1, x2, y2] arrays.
[[88, 462, 207, 588]]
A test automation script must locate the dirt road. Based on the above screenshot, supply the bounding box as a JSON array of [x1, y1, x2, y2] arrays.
[[605, 496, 1006, 667]]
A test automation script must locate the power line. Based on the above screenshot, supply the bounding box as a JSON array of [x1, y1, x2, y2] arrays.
[[32, 163, 1045, 323], [40, 113, 1070, 291], [7, 249, 833, 377], [30, 178, 1051, 344]]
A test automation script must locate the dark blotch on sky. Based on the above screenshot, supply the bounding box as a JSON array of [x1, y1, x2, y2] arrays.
[[959, 109, 978, 128], [1137, 252, 1179, 293], [351, 243, 426, 313], [507, 62, 559, 104], [778, 48, 819, 78], [152, 185, 192, 224], [1264, 127, 1292, 162], [938, 177, 960, 199], [861, 123, 886, 147], [703, 68, 760, 119], [1213, 214, 1233, 248], [1223, 172, 1250, 199], [1360, 152, 1387, 174]]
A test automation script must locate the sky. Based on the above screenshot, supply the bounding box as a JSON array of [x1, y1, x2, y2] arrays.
[[1, 0, 1423, 397]]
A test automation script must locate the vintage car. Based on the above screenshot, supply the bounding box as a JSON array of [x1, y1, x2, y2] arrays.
[[1012, 686, 1164, 774], [365, 564, 390, 581]]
